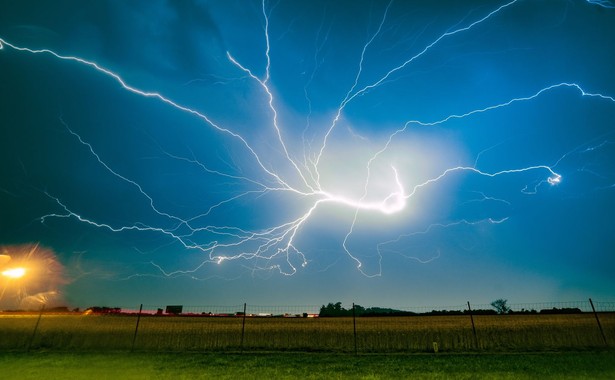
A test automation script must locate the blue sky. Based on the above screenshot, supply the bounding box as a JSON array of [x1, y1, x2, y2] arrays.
[[1, 0, 614, 310]]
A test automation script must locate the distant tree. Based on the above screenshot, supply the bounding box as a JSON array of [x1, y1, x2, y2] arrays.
[[319, 305, 326, 315], [490, 299, 510, 314], [320, 302, 342, 317], [353, 304, 365, 315], [333, 302, 342, 312], [539, 307, 582, 314], [319, 302, 355, 317]]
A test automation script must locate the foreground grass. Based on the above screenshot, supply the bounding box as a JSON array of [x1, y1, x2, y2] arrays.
[[1, 350, 614, 379]]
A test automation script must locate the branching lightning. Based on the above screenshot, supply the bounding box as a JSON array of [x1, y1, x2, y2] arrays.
[[1, 0, 614, 278]]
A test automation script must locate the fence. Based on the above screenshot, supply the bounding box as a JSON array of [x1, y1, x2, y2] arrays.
[[0, 299, 613, 353]]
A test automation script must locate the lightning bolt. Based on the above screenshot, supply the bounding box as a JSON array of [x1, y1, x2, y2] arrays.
[[585, 0, 615, 8], [315, 0, 522, 171], [1, 0, 614, 278]]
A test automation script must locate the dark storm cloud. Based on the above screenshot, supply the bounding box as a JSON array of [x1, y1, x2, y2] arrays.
[[0, 0, 226, 77]]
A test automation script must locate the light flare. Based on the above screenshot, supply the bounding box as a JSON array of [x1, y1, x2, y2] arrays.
[[2, 267, 26, 279], [0, 245, 66, 310]]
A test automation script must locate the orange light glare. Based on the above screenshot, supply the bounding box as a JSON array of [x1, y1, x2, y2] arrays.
[[2, 267, 26, 279]]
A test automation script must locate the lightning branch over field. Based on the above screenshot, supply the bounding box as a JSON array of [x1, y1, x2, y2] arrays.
[[1, 0, 614, 279]]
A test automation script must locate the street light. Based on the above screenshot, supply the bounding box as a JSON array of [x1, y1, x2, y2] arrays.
[[0, 244, 65, 310], [1, 266, 27, 307], [2, 267, 26, 279]]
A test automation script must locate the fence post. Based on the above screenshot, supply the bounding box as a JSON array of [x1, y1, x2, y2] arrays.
[[27, 304, 45, 352], [131, 304, 143, 351], [467, 301, 478, 349], [240, 303, 247, 352], [352, 303, 358, 355], [589, 298, 608, 346]]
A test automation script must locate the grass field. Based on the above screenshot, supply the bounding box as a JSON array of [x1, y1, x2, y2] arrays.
[[1, 312, 613, 352], [2, 313, 614, 378], [1, 350, 614, 379]]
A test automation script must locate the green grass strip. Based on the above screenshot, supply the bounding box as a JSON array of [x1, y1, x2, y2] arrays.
[[1, 350, 614, 379]]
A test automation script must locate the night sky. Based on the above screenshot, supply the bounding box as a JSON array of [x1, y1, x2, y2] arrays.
[[1, 0, 614, 310]]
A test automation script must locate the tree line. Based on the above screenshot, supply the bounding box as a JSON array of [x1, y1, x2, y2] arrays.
[[319, 299, 583, 317]]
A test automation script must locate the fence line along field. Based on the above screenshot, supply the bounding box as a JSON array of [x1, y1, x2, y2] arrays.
[[1, 310, 612, 353]]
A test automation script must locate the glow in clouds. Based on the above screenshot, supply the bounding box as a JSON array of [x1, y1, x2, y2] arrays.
[[1, 0, 614, 279]]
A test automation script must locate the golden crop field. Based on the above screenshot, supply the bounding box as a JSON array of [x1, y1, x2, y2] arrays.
[[0, 313, 612, 352]]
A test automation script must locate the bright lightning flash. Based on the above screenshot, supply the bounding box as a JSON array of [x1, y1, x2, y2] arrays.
[[1, 0, 613, 279]]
